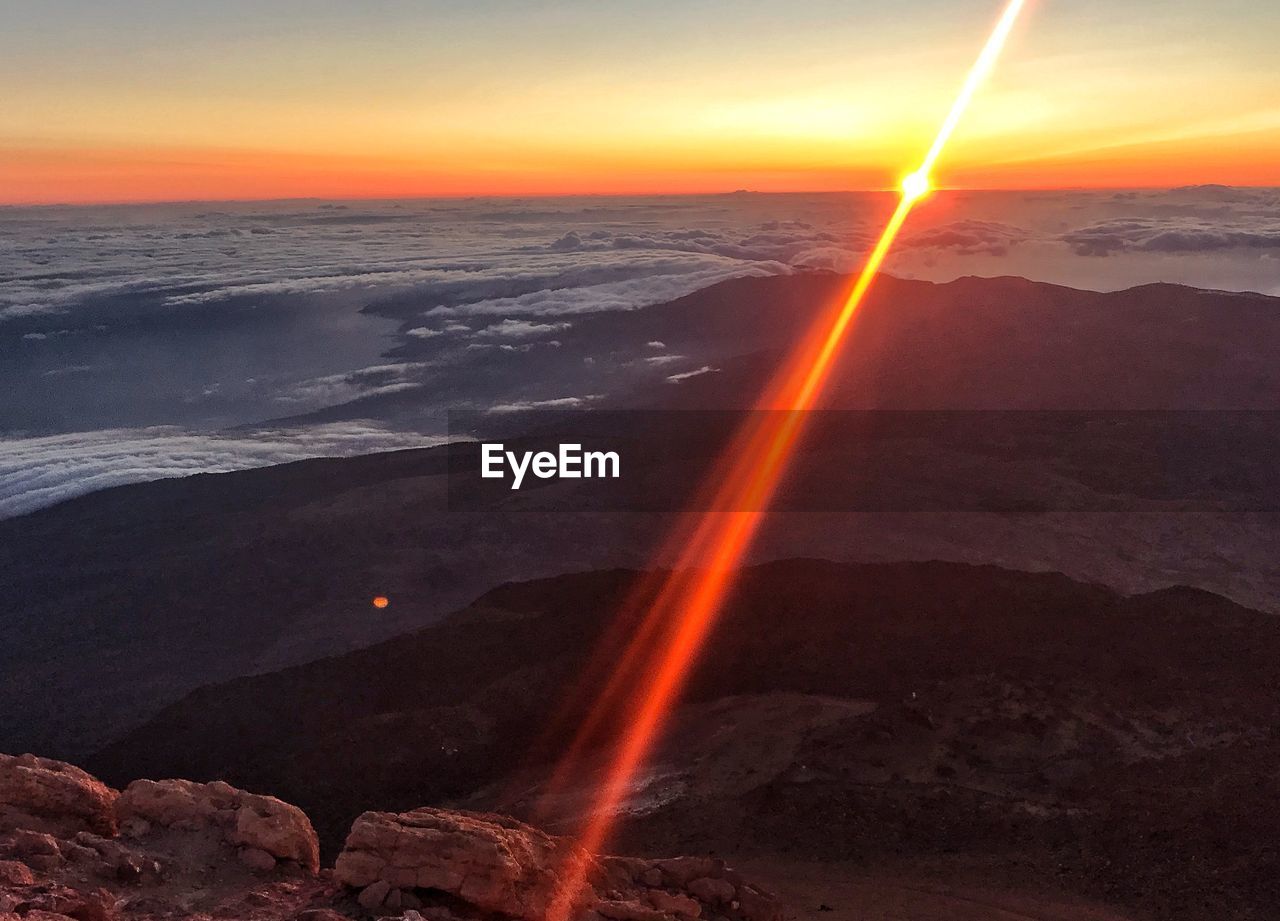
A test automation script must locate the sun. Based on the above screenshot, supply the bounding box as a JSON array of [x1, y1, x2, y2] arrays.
[[372, 595, 390, 609], [901, 170, 932, 201]]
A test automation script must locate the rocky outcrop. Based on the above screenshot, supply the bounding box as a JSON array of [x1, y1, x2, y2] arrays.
[[0, 755, 118, 838], [0, 879, 118, 921], [116, 779, 320, 873], [2, 755, 330, 921], [588, 856, 782, 921], [335, 808, 782, 921], [335, 808, 595, 920], [1, 755, 783, 921]]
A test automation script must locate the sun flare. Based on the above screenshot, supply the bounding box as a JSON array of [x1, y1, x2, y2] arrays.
[[901, 170, 932, 201]]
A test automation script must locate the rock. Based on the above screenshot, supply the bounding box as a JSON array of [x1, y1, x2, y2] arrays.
[[594, 900, 672, 921], [11, 829, 61, 857], [24, 854, 65, 873], [357, 880, 391, 910], [335, 808, 596, 921], [645, 890, 702, 918], [62, 888, 118, 921], [0, 756, 118, 837], [595, 856, 650, 890], [653, 858, 724, 888], [686, 878, 735, 905], [115, 779, 225, 831], [237, 847, 277, 872], [413, 907, 465, 921], [71, 833, 128, 867], [6, 886, 117, 921], [294, 911, 350, 921], [0, 859, 34, 885], [230, 793, 319, 873], [117, 818, 149, 840], [116, 779, 319, 873], [736, 885, 783, 921], [59, 842, 101, 865], [640, 869, 663, 888]]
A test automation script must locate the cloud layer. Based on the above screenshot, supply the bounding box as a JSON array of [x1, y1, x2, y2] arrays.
[[5, 188, 1279, 517], [0, 422, 444, 519]]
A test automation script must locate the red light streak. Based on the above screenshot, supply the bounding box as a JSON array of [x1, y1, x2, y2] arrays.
[[545, 4, 1030, 915]]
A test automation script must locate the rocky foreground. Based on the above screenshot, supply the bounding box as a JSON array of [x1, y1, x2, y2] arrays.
[[0, 753, 780, 921]]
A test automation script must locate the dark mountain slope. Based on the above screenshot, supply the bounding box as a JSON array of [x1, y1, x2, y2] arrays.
[[4, 273, 1279, 761], [358, 273, 1280, 425], [0, 442, 667, 758], [88, 559, 1280, 921]]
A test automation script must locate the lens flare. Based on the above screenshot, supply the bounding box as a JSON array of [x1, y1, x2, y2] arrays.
[[544, 3, 1031, 917], [901, 170, 931, 201]]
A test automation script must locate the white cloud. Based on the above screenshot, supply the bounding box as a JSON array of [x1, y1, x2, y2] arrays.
[[477, 318, 572, 339], [487, 395, 601, 413], [425, 260, 790, 320], [2, 304, 65, 322], [666, 366, 719, 383], [1063, 218, 1280, 256], [276, 362, 430, 408], [0, 422, 447, 519]]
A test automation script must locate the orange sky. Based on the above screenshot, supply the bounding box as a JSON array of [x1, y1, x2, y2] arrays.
[[3, 0, 1278, 204]]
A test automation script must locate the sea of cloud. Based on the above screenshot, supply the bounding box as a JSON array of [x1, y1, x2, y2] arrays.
[[0, 422, 445, 519], [2, 187, 1277, 516]]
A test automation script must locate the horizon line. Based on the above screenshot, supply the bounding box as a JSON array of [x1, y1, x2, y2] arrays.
[[3, 181, 1275, 210]]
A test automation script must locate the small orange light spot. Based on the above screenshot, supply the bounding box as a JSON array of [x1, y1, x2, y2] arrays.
[[372, 596, 390, 609]]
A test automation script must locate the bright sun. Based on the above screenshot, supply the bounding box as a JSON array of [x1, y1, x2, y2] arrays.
[[901, 170, 932, 201]]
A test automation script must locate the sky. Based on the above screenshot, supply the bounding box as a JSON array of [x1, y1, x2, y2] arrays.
[[1, 0, 1279, 202]]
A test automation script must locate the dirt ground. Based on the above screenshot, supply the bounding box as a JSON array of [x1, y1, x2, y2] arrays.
[[739, 858, 1139, 921]]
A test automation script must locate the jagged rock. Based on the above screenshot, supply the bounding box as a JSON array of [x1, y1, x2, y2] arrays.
[[406, 907, 465, 921], [645, 889, 702, 918], [0, 756, 118, 838], [115, 779, 232, 831], [0, 753, 784, 921], [653, 859, 724, 888], [11, 830, 61, 858], [0, 860, 34, 886], [686, 878, 735, 906], [71, 834, 128, 867], [117, 818, 149, 840], [58, 842, 100, 866], [735, 885, 783, 921], [356, 879, 390, 910], [595, 899, 672, 921], [238, 847, 277, 872], [116, 779, 319, 873], [2, 884, 117, 921], [294, 911, 350, 921], [230, 793, 319, 872], [335, 808, 596, 921]]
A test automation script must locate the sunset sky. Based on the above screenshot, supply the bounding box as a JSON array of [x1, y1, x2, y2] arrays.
[[3, 0, 1279, 204]]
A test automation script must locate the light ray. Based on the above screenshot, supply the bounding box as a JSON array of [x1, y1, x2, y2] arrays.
[[545, 4, 1031, 915]]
